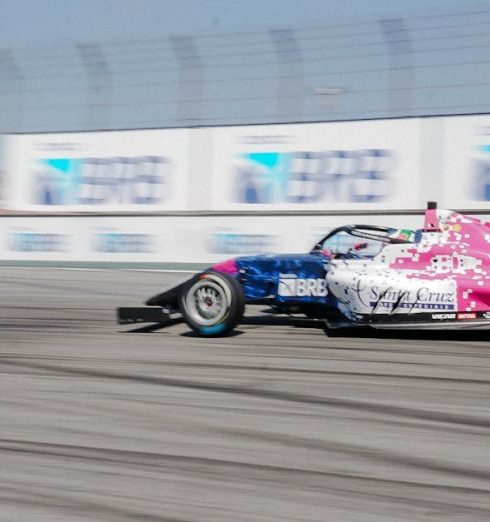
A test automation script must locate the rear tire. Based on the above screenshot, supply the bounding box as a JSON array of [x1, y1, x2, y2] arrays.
[[179, 272, 245, 337]]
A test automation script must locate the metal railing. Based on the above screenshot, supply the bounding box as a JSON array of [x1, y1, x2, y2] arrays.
[[1, 4, 490, 134]]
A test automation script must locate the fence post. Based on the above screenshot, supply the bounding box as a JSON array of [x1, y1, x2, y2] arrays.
[[77, 43, 111, 130], [0, 49, 24, 133], [270, 29, 303, 122], [380, 18, 413, 116], [170, 36, 203, 125]]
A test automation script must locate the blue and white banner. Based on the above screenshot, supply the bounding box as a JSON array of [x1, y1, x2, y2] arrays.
[[6, 115, 489, 214], [445, 115, 490, 210], [4, 129, 190, 211], [211, 120, 421, 211], [0, 214, 424, 264]]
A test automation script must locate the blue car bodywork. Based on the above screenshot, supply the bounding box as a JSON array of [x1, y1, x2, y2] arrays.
[[229, 253, 331, 305]]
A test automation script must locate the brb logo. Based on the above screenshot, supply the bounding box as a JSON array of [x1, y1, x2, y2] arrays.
[[8, 230, 67, 252], [234, 149, 393, 204], [93, 231, 155, 253], [278, 274, 328, 297], [33, 156, 172, 206], [474, 145, 490, 200], [209, 231, 275, 255]]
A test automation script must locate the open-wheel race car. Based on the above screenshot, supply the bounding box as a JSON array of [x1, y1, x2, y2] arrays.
[[117, 203, 490, 336]]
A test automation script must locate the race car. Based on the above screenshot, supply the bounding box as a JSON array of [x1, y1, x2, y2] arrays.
[[117, 203, 490, 336]]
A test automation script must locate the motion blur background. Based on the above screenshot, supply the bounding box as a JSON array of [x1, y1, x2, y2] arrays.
[[0, 0, 489, 267]]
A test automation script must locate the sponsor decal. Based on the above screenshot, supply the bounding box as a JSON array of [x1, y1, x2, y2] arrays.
[[8, 230, 67, 252], [457, 313, 477, 320], [278, 273, 328, 297], [209, 231, 275, 255], [369, 286, 455, 311], [33, 156, 171, 206], [431, 313, 456, 320], [482, 311, 490, 319], [93, 231, 155, 253], [234, 149, 393, 204]]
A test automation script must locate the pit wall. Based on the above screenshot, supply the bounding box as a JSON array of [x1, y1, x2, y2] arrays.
[[0, 115, 489, 268]]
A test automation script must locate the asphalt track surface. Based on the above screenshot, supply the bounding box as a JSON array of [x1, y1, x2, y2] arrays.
[[0, 267, 490, 522]]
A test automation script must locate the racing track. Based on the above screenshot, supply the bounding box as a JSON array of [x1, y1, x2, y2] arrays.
[[0, 267, 489, 522]]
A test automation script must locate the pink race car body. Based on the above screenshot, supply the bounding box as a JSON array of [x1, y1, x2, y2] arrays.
[[325, 205, 490, 329]]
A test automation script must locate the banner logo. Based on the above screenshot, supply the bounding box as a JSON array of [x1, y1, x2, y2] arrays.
[[8, 230, 67, 252], [209, 231, 275, 255], [33, 156, 171, 206], [474, 145, 490, 201], [234, 149, 393, 204], [93, 231, 155, 253]]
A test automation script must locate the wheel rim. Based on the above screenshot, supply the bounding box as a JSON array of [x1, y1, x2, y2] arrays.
[[184, 278, 230, 326]]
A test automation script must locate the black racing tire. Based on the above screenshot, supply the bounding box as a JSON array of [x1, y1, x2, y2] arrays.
[[179, 271, 245, 337]]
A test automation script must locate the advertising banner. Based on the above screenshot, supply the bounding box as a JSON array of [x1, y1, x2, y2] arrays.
[[5, 115, 490, 216], [210, 120, 422, 211], [0, 218, 79, 262], [0, 213, 424, 265], [445, 115, 490, 210], [3, 129, 190, 211]]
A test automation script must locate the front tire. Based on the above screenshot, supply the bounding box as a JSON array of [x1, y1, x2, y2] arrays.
[[179, 272, 245, 337]]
